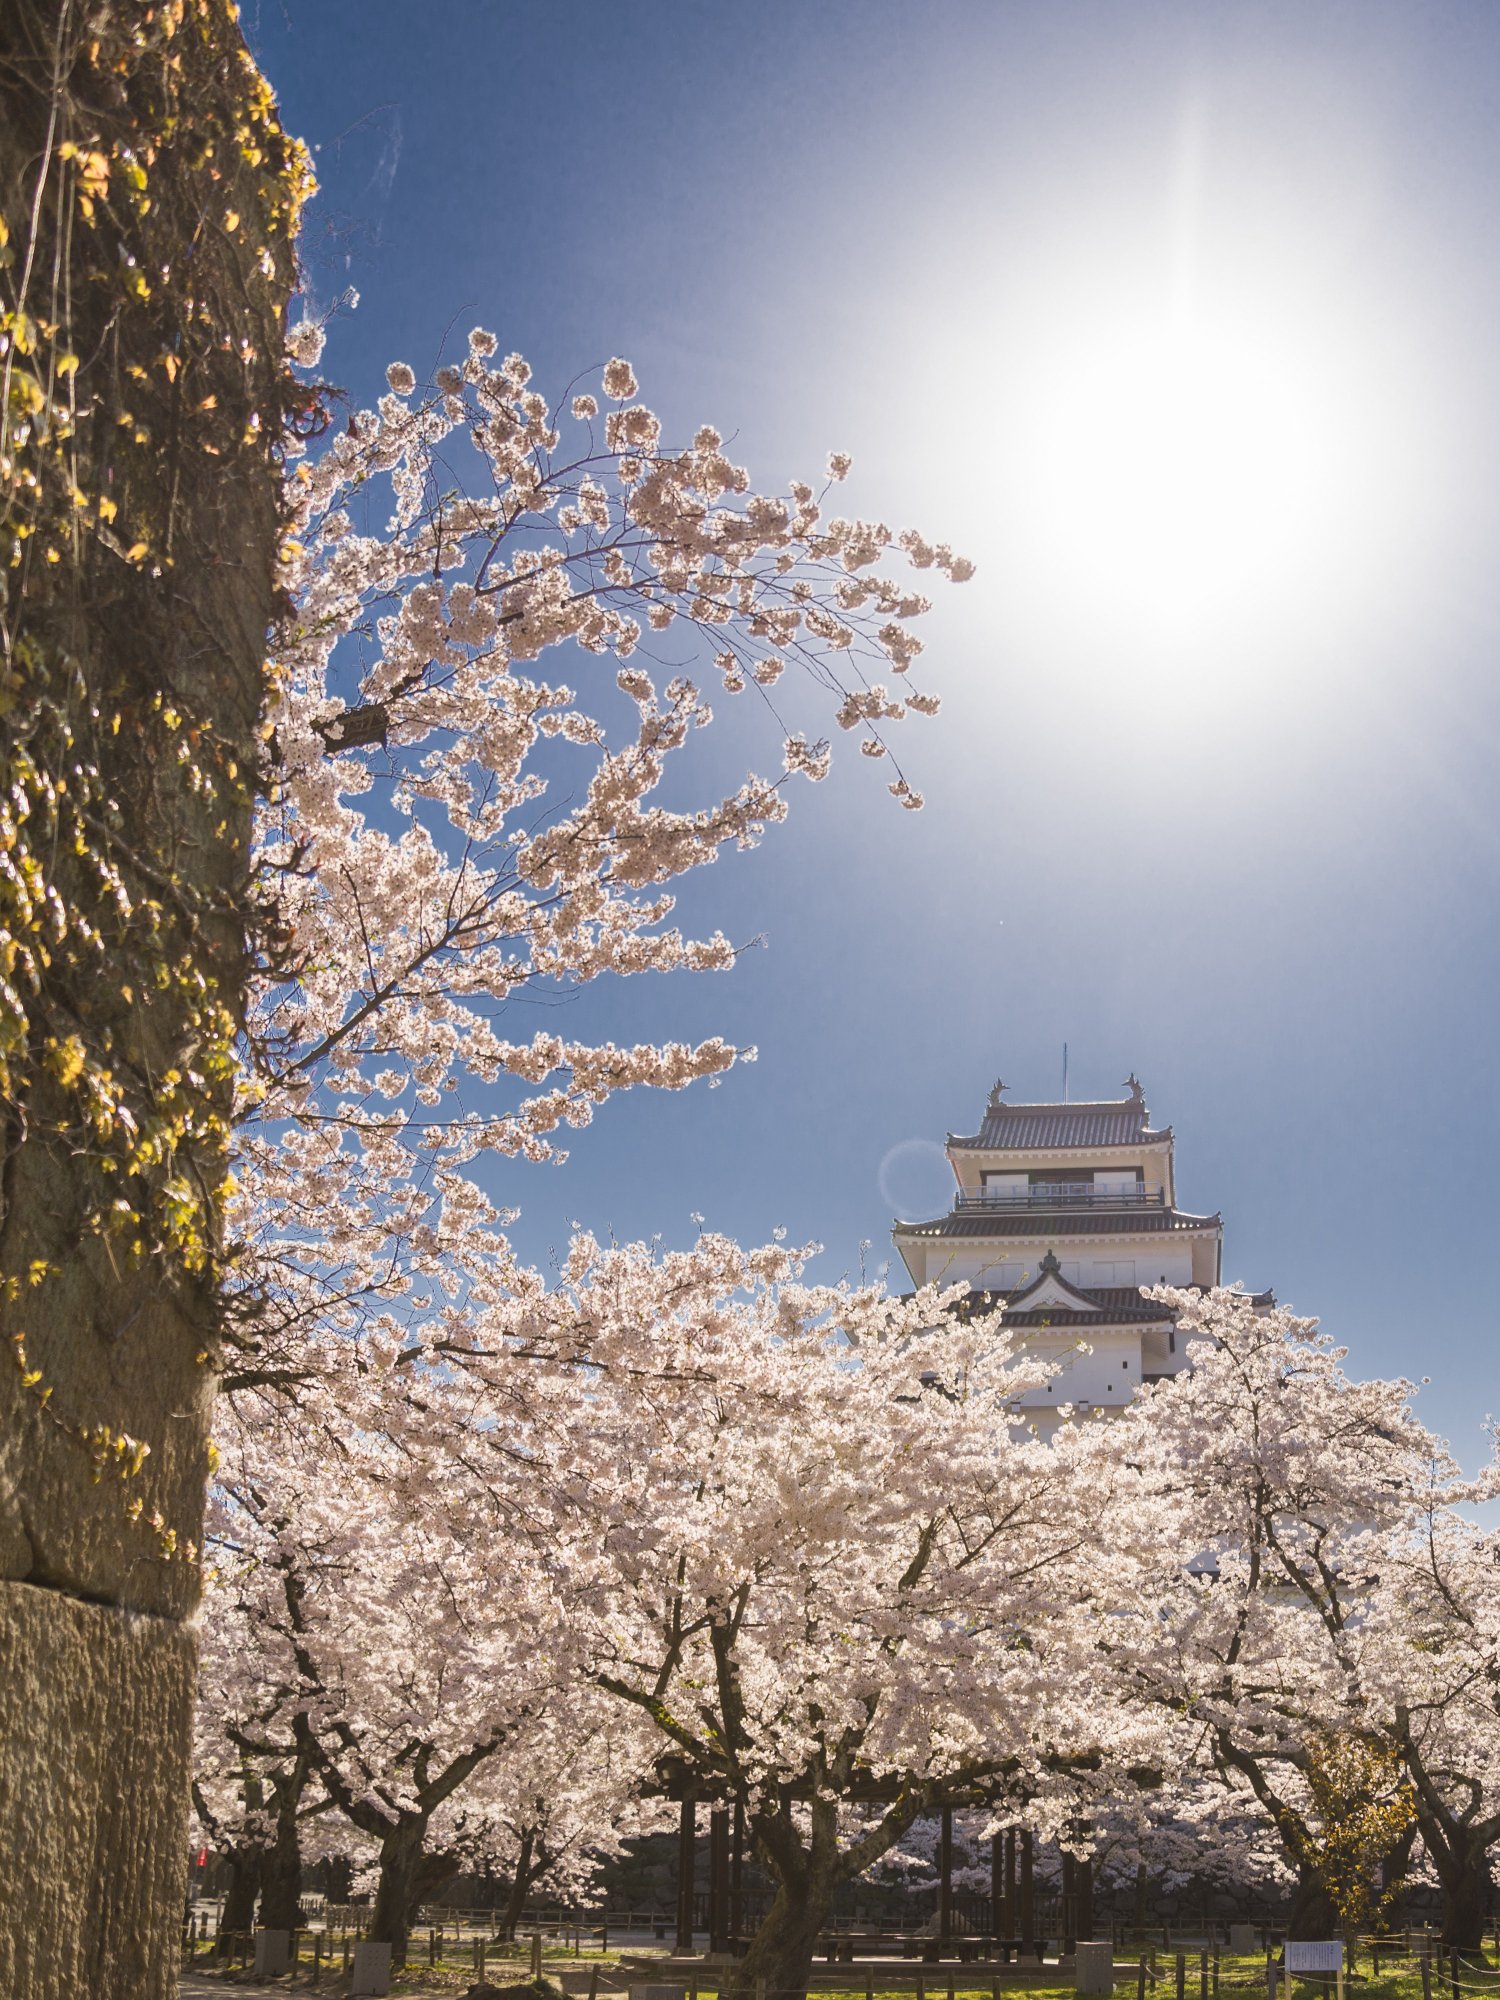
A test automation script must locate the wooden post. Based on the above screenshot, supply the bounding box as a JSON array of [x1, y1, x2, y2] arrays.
[[1139, 1958, 1148, 2000], [940, 1807, 954, 1949], [532, 1930, 544, 1978], [1265, 1953, 1276, 2000], [1200, 1947, 1208, 2000], [677, 1797, 697, 1954], [991, 1831, 1003, 1950], [1078, 1855, 1094, 1945], [1450, 1950, 1461, 2000], [710, 1806, 731, 1955], [1019, 1829, 1036, 1960], [1421, 1948, 1433, 2000], [1063, 1851, 1077, 1956], [1004, 1830, 1017, 1945], [1176, 1950, 1186, 2000], [588, 1968, 599, 2000]]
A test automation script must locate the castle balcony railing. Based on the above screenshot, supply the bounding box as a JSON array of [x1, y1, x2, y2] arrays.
[[954, 1183, 1167, 1211]]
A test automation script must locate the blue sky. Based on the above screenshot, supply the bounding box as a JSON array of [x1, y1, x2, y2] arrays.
[[247, 1, 1500, 1466]]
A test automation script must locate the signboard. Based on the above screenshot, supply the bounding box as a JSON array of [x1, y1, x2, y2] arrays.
[[1285, 1945, 1344, 1974], [1284, 1939, 1346, 2000]]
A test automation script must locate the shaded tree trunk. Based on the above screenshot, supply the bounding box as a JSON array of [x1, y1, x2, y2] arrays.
[[729, 1868, 838, 2000], [0, 5, 298, 1997], [371, 1821, 428, 1970], [500, 1829, 537, 1940], [1286, 1864, 1338, 1941], [725, 1804, 846, 2000], [257, 1770, 309, 1935], [1426, 1836, 1493, 1952], [368, 1818, 460, 1969], [217, 1848, 263, 1949]]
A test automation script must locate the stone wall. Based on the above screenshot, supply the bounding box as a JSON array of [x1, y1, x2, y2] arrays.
[[0, 5, 302, 1992]]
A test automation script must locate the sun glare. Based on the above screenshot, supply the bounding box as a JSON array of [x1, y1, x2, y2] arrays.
[[1027, 311, 1339, 638]]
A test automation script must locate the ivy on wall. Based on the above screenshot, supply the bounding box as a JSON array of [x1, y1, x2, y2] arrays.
[[1, 0, 308, 1541]]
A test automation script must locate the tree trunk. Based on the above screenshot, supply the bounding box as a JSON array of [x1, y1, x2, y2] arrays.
[[727, 1868, 838, 2000], [1432, 1843, 1492, 1952], [0, 6, 298, 1997], [726, 1807, 845, 2000], [371, 1818, 432, 1970], [500, 1830, 537, 1939], [1286, 1863, 1338, 1940], [257, 1779, 305, 1934], [1077, 1855, 1095, 1943], [217, 1846, 263, 1949]]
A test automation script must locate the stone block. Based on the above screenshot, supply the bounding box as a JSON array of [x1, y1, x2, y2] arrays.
[[1229, 1926, 1260, 1956], [1076, 1941, 1115, 1994], [352, 1939, 394, 1995], [255, 1928, 291, 1976]]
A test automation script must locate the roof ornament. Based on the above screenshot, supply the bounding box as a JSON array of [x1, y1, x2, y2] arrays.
[[986, 1076, 1008, 1113], [1038, 1249, 1061, 1276], [1125, 1072, 1146, 1109]]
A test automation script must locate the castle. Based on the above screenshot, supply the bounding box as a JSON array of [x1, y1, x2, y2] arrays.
[[891, 1076, 1258, 1432]]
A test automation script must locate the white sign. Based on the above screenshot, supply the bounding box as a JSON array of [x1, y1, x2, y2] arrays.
[[1285, 1943, 1344, 1974]]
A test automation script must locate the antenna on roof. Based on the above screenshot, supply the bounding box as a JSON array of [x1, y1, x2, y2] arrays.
[[1062, 1042, 1069, 1103]]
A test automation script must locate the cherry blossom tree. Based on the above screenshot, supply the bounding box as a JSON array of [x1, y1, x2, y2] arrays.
[[194, 318, 981, 1966], [1101, 1287, 1494, 1944], [1360, 1480, 1500, 1946], [205, 1370, 558, 1968], [411, 1228, 1126, 2000], [233, 328, 971, 1396]]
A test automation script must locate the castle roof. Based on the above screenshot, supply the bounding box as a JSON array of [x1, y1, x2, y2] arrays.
[[947, 1075, 1169, 1152], [946, 1275, 1273, 1330], [894, 1205, 1219, 1240]]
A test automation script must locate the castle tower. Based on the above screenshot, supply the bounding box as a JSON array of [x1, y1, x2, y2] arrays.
[[891, 1076, 1250, 1432]]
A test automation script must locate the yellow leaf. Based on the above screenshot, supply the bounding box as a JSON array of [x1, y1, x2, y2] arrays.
[[224, 209, 240, 232], [125, 542, 148, 562]]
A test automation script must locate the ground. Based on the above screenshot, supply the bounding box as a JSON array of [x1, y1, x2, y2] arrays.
[[174, 1947, 1481, 2000]]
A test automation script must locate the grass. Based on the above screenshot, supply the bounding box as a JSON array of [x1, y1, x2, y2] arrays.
[[179, 1945, 1500, 1999]]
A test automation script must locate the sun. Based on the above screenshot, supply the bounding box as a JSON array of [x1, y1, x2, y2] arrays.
[[1025, 309, 1340, 638]]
